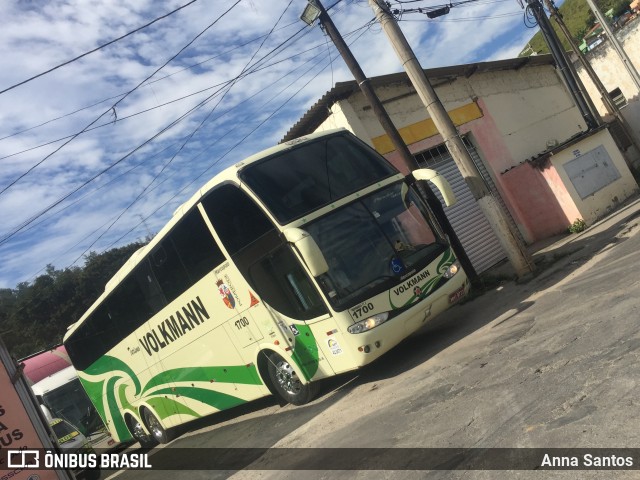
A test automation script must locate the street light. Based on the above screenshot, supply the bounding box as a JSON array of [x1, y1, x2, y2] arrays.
[[300, 0, 321, 25]]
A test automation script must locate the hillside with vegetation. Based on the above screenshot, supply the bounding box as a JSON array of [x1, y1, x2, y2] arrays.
[[520, 0, 632, 56], [0, 242, 145, 359]]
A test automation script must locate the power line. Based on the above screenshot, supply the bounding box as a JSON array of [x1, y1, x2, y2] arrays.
[[8, 34, 317, 245], [401, 11, 522, 21], [2, 0, 351, 275], [0, 0, 199, 96], [0, 94, 124, 143], [84, 18, 362, 251], [68, 1, 299, 265], [0, 1, 241, 198], [25, 37, 327, 281], [1, 26, 348, 163], [0, 76, 233, 248], [19, 139, 185, 238], [0, 20, 304, 144], [143, 19, 301, 86], [104, 45, 338, 252], [0, 2, 354, 162], [22, 138, 191, 282], [390, 0, 516, 18], [14, 10, 370, 289], [0, 4, 244, 245], [120, 16, 372, 245], [0, 1, 321, 248]]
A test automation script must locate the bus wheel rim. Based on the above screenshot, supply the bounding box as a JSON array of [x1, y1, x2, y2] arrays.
[[275, 359, 302, 395], [132, 419, 146, 440], [147, 414, 163, 441]]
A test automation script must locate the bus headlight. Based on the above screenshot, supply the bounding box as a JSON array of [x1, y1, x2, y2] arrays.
[[443, 261, 461, 279], [348, 312, 390, 334]]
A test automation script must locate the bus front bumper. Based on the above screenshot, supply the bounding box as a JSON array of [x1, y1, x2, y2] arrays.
[[344, 274, 470, 367]]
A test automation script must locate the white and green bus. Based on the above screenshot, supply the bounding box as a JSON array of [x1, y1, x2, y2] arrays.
[[63, 128, 469, 447]]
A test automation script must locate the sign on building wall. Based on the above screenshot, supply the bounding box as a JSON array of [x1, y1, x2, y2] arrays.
[[563, 145, 621, 199]]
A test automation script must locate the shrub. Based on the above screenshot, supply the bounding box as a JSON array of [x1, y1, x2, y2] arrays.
[[568, 218, 587, 234]]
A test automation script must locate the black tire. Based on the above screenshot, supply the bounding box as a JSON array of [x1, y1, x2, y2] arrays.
[[127, 414, 157, 449], [267, 352, 319, 406], [143, 408, 171, 445]]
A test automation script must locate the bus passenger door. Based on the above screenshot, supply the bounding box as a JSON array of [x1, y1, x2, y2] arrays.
[[199, 184, 336, 381], [244, 244, 338, 381]]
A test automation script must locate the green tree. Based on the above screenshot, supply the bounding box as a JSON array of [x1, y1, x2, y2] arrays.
[[519, 0, 631, 56], [0, 241, 145, 359]]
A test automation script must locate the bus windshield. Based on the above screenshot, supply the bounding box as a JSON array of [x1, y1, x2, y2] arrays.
[[305, 181, 447, 311], [240, 133, 396, 224], [42, 379, 104, 437]]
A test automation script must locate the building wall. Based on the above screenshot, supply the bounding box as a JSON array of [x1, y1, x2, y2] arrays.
[[573, 17, 640, 148], [547, 128, 639, 224], [500, 161, 576, 241], [314, 100, 372, 146], [537, 161, 583, 226], [574, 17, 640, 109], [336, 65, 588, 166]]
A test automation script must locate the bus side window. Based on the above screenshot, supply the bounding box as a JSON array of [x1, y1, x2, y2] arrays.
[[170, 209, 225, 281], [201, 184, 326, 320], [134, 259, 166, 314], [200, 184, 274, 256], [108, 274, 153, 340], [150, 209, 225, 304], [66, 304, 110, 371], [150, 240, 190, 303]]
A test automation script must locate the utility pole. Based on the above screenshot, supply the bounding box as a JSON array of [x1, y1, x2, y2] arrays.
[[525, 0, 600, 129], [583, 0, 640, 90], [303, 0, 480, 285], [368, 0, 535, 277], [545, 0, 640, 166]]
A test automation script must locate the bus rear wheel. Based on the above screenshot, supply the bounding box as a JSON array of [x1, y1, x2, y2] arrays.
[[127, 415, 157, 449], [267, 352, 318, 406], [143, 408, 171, 445]]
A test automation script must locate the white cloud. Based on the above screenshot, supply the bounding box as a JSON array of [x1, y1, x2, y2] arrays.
[[0, 0, 536, 288]]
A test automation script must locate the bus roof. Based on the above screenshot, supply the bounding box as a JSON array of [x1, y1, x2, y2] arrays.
[[30, 365, 79, 395], [64, 128, 348, 342], [182, 127, 349, 216], [19, 344, 71, 385]]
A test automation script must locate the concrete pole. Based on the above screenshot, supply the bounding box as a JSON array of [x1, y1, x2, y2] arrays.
[[583, 0, 640, 90], [526, 0, 599, 129], [368, 0, 535, 276], [313, 0, 480, 285]]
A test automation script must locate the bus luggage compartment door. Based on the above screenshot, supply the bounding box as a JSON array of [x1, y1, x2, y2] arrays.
[[228, 310, 263, 348]]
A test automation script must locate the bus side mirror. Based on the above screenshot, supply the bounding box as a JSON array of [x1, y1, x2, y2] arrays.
[[283, 228, 329, 277], [410, 168, 457, 207]]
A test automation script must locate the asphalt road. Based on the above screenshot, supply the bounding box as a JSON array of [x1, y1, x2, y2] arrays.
[[105, 205, 640, 480]]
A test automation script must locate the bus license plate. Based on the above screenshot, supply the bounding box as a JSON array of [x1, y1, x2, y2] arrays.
[[449, 287, 465, 304]]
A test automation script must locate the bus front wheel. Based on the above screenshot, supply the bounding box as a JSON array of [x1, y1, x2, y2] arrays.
[[143, 408, 170, 444], [267, 352, 318, 406]]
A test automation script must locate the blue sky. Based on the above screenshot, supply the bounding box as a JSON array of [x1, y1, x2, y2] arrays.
[[0, 0, 536, 289]]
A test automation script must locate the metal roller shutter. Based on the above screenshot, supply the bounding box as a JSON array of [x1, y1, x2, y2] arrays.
[[414, 141, 508, 273]]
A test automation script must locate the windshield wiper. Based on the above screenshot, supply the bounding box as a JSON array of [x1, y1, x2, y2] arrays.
[[346, 275, 395, 299]]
